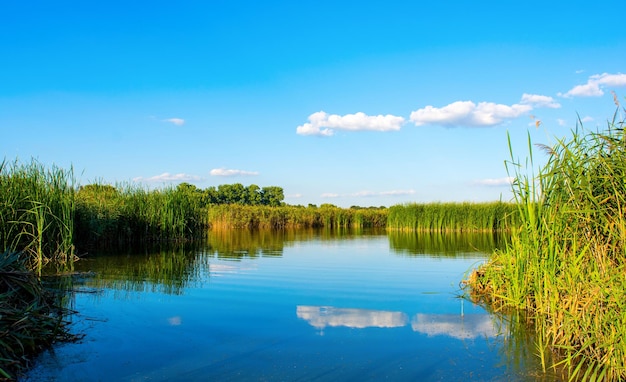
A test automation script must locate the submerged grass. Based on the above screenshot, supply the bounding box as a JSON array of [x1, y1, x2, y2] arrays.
[[465, 108, 626, 381], [0, 251, 75, 380]]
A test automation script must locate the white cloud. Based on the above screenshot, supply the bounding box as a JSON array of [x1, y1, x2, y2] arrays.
[[210, 168, 259, 177], [557, 118, 567, 127], [409, 100, 532, 127], [581, 116, 594, 123], [520, 93, 561, 108], [474, 177, 514, 187], [286, 193, 303, 199], [164, 118, 185, 126], [560, 72, 626, 98], [296, 111, 405, 136], [133, 172, 201, 183], [321, 193, 340, 198]]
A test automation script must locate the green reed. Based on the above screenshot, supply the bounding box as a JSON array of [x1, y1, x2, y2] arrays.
[[387, 201, 519, 232], [0, 251, 75, 380], [207, 204, 388, 230], [74, 182, 207, 249], [0, 159, 76, 271], [466, 109, 626, 381], [388, 230, 509, 257]]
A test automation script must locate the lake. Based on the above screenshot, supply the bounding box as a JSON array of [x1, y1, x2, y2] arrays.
[[23, 229, 557, 381]]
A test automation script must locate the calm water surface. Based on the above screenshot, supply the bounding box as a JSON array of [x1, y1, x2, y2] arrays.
[[24, 230, 553, 381]]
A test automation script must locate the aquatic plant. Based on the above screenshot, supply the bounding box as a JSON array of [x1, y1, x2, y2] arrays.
[[0, 251, 74, 380], [0, 159, 76, 272], [207, 204, 388, 230], [466, 108, 626, 380], [74, 182, 207, 250], [387, 201, 518, 232]]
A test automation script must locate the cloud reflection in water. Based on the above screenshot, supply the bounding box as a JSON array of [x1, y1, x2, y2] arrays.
[[297, 305, 503, 340], [296, 305, 408, 329], [411, 313, 501, 339]]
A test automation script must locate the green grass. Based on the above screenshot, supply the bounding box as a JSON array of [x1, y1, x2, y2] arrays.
[[74, 182, 206, 249], [207, 204, 388, 229], [0, 159, 76, 272], [465, 108, 626, 381], [387, 201, 519, 232]]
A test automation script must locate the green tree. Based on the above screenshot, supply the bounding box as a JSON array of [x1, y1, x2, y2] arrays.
[[246, 184, 262, 205], [260, 186, 284, 207]]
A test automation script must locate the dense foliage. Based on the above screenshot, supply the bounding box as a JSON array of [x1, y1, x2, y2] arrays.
[[466, 110, 626, 380], [207, 204, 388, 229], [177, 182, 285, 207], [387, 201, 519, 232]]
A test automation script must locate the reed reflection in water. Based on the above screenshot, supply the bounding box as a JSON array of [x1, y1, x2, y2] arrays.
[[26, 229, 555, 382]]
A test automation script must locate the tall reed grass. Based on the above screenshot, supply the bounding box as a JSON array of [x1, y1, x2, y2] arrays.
[[74, 182, 206, 249], [387, 201, 519, 232], [0, 159, 76, 272], [465, 109, 626, 381], [207, 204, 388, 230]]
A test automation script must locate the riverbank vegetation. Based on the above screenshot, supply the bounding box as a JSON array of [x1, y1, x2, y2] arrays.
[[0, 251, 76, 380], [207, 204, 388, 229], [387, 201, 519, 232], [465, 110, 626, 380]]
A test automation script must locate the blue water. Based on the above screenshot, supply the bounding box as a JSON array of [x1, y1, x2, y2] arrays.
[[23, 231, 549, 381]]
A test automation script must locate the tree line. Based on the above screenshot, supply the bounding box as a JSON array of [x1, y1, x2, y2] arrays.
[[175, 182, 284, 207]]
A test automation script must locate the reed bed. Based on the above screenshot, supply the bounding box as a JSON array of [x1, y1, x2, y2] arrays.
[[0, 251, 74, 380], [207, 204, 388, 230], [0, 159, 76, 272], [387, 201, 519, 232], [465, 110, 626, 381], [74, 182, 207, 249]]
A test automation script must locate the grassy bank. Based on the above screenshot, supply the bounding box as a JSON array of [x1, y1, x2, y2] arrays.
[[74, 183, 206, 250], [207, 204, 388, 229], [465, 110, 626, 380], [0, 159, 76, 273], [387, 201, 519, 232]]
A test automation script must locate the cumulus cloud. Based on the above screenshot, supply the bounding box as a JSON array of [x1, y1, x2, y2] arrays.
[[133, 172, 201, 183], [474, 177, 514, 187], [581, 116, 594, 123], [560, 73, 626, 98], [409, 93, 564, 128], [210, 168, 259, 177], [164, 118, 185, 126], [409, 100, 532, 127], [520, 93, 561, 108], [296, 111, 405, 136]]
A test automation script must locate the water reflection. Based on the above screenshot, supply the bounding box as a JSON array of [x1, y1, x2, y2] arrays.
[[29, 229, 560, 381], [296, 305, 502, 341], [296, 305, 408, 329], [388, 231, 508, 257], [411, 313, 501, 339]]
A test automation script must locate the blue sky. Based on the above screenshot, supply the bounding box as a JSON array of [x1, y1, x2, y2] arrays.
[[2, 1, 625, 207]]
